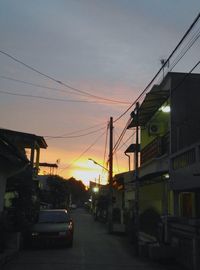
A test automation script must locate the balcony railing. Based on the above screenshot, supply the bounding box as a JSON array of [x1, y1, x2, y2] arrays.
[[141, 132, 169, 165]]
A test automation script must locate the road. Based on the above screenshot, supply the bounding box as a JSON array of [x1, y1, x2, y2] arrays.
[[3, 208, 180, 270]]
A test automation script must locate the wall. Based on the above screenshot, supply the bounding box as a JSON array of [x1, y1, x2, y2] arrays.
[[171, 73, 200, 153], [141, 100, 170, 150], [139, 182, 164, 214]]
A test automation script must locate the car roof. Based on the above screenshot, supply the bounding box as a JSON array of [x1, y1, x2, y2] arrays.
[[40, 209, 68, 213]]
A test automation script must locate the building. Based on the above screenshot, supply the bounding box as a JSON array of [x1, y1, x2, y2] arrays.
[[126, 72, 200, 268], [0, 133, 28, 214], [168, 72, 200, 269], [0, 128, 47, 251]]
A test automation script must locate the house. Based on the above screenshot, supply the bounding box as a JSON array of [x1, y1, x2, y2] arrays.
[[0, 134, 29, 253], [126, 72, 200, 268], [167, 72, 200, 269], [0, 133, 28, 214], [0, 128, 47, 250], [113, 171, 134, 233]]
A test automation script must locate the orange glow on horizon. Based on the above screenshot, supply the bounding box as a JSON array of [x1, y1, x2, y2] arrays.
[[40, 148, 128, 187], [59, 160, 109, 187]]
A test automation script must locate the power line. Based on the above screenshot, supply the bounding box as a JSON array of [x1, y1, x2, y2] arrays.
[[114, 60, 200, 155], [114, 12, 200, 123], [0, 89, 126, 105], [0, 74, 131, 104], [0, 75, 89, 97], [157, 25, 200, 84], [113, 60, 200, 156], [171, 59, 200, 93], [44, 126, 106, 139], [113, 118, 132, 153], [59, 128, 107, 173], [0, 50, 131, 105], [43, 122, 107, 138], [117, 132, 136, 152], [169, 27, 200, 71], [113, 132, 120, 173]]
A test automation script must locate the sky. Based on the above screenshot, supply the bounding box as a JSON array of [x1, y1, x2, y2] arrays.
[[0, 0, 200, 186]]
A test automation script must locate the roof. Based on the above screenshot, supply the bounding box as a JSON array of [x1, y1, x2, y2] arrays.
[[0, 128, 47, 149], [128, 84, 169, 128], [0, 134, 29, 170]]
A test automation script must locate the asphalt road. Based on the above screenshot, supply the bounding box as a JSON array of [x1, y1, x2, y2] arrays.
[[3, 208, 181, 270]]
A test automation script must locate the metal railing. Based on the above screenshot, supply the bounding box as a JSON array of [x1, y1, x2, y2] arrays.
[[141, 132, 169, 165]]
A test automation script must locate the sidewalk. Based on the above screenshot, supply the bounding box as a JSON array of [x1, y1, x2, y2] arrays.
[[0, 249, 18, 267]]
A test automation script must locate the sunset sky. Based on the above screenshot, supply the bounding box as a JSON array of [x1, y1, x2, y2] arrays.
[[0, 0, 200, 186]]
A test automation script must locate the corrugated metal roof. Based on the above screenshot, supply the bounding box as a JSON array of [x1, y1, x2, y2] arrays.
[[128, 85, 169, 128]]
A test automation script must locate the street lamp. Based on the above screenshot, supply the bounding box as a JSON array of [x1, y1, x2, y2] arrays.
[[88, 158, 109, 172]]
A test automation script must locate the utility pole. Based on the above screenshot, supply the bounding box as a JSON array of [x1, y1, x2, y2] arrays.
[[108, 117, 113, 233], [133, 102, 140, 255]]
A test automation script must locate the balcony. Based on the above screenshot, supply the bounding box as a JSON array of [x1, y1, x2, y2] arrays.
[[141, 132, 169, 165]]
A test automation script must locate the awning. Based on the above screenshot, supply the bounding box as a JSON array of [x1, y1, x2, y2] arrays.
[[124, 144, 140, 153], [128, 85, 169, 128]]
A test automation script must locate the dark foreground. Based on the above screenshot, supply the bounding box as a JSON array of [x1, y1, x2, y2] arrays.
[[3, 208, 181, 270]]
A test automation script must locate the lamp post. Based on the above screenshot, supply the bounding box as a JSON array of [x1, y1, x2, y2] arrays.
[[88, 158, 109, 172]]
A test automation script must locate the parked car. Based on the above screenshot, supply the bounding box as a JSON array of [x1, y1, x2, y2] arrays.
[[28, 209, 74, 248]]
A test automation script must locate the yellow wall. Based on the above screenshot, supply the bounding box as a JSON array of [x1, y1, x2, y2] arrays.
[[139, 183, 174, 216], [141, 100, 170, 149], [139, 182, 164, 214]]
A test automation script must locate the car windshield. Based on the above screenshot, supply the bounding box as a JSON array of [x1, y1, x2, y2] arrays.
[[38, 211, 70, 223]]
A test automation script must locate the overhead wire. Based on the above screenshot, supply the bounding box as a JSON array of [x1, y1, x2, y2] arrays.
[[113, 12, 200, 123], [169, 26, 200, 71], [0, 50, 131, 105], [171, 59, 200, 93], [113, 131, 120, 173], [43, 122, 107, 138], [59, 128, 107, 173], [0, 74, 131, 105], [113, 128, 130, 150], [0, 75, 90, 97], [44, 126, 106, 140], [110, 13, 200, 157], [157, 26, 200, 84], [112, 117, 132, 153], [102, 122, 109, 171], [117, 131, 136, 152], [0, 89, 126, 105], [113, 59, 200, 158]]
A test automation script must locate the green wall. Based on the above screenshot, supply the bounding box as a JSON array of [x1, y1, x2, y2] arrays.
[[141, 100, 170, 149], [139, 182, 164, 214]]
